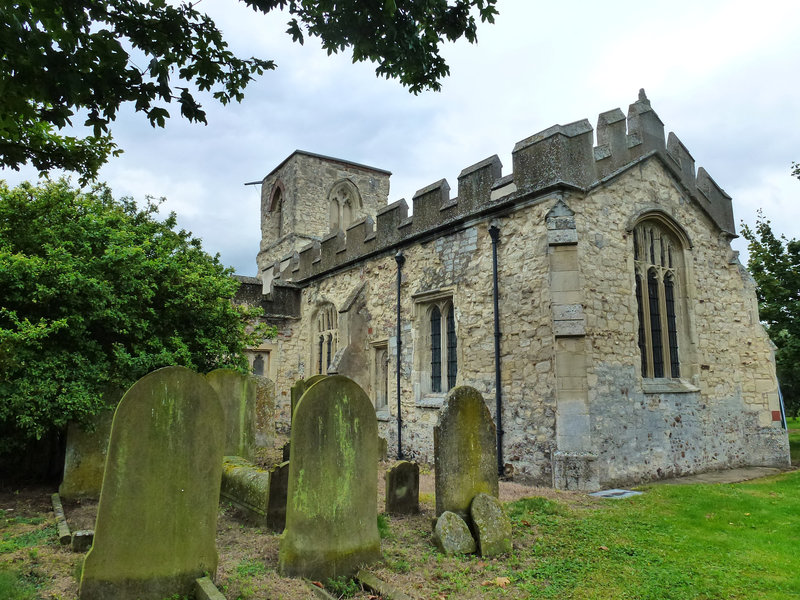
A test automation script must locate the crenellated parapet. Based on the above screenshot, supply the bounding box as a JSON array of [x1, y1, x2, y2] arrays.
[[265, 90, 735, 288]]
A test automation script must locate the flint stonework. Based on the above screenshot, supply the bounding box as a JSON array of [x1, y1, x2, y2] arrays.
[[385, 461, 419, 515], [206, 368, 257, 461], [279, 375, 380, 580], [434, 386, 499, 518], [470, 493, 512, 557], [79, 366, 224, 600]]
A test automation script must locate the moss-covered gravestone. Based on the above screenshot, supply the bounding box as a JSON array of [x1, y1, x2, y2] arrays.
[[79, 367, 224, 600], [279, 376, 380, 580], [434, 386, 499, 518], [254, 376, 276, 448], [206, 368, 256, 461], [59, 392, 119, 500]]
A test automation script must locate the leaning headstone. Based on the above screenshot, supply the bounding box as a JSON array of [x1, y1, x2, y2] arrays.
[[385, 461, 419, 515], [279, 376, 380, 580], [206, 369, 256, 461], [80, 366, 224, 600], [59, 392, 120, 500], [433, 511, 476, 556], [470, 493, 512, 557], [434, 386, 499, 518], [267, 460, 289, 532]]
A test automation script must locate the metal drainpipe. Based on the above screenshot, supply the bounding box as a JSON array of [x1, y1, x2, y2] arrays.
[[489, 225, 504, 477], [395, 250, 405, 460]]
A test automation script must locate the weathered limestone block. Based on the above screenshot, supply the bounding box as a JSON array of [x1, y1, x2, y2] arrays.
[[470, 493, 512, 557], [220, 456, 270, 524], [434, 386, 499, 518], [433, 511, 476, 556], [206, 369, 257, 461], [279, 376, 380, 580], [384, 461, 419, 515], [80, 366, 224, 600]]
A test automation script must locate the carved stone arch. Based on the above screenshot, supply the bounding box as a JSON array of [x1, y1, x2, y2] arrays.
[[327, 179, 362, 232], [626, 208, 692, 250]]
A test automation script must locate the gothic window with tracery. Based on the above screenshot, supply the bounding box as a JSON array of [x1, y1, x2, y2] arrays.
[[328, 181, 360, 232], [314, 303, 338, 374], [633, 220, 683, 378]]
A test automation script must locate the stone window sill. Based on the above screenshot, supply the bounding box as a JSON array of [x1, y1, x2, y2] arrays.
[[416, 393, 446, 408], [642, 378, 699, 394], [375, 410, 391, 422]]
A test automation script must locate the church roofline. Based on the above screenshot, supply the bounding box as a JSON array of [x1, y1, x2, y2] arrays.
[[254, 150, 392, 183]]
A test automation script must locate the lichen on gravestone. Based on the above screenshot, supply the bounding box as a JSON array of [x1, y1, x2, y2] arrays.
[[79, 366, 224, 600], [470, 493, 512, 557], [384, 460, 419, 515], [279, 375, 380, 580], [433, 511, 476, 556], [206, 369, 257, 461], [434, 386, 499, 519]]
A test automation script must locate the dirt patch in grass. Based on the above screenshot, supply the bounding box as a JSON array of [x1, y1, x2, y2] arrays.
[[2, 461, 583, 600]]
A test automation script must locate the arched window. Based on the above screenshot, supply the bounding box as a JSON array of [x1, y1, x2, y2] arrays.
[[429, 300, 457, 393], [270, 185, 284, 237], [328, 180, 361, 232], [633, 219, 684, 378], [314, 303, 338, 375]]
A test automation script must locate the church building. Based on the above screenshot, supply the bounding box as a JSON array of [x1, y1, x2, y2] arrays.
[[235, 91, 790, 489]]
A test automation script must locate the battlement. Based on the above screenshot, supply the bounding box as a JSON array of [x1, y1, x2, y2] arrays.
[[265, 90, 735, 287]]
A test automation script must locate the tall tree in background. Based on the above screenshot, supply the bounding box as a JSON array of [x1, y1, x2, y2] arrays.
[[0, 0, 498, 181], [0, 179, 270, 452], [741, 210, 800, 417]]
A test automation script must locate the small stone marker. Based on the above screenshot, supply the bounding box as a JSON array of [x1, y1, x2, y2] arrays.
[[267, 460, 289, 532], [80, 366, 224, 600], [433, 511, 476, 556], [470, 493, 512, 557], [385, 461, 419, 515], [279, 375, 380, 580], [71, 530, 94, 553], [206, 368, 257, 461], [434, 386, 499, 518]]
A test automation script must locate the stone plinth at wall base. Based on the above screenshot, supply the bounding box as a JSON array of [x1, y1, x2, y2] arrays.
[[195, 576, 226, 600], [552, 451, 599, 491]]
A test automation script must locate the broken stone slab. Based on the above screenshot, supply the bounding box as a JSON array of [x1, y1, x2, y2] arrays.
[[470, 493, 512, 557], [357, 569, 418, 600], [195, 576, 226, 600], [71, 530, 94, 552], [433, 511, 476, 556]]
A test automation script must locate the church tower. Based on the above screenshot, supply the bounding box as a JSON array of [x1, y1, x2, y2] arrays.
[[256, 151, 391, 289]]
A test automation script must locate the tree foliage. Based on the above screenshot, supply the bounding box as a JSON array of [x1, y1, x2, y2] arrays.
[[0, 179, 270, 451], [0, 0, 498, 181], [741, 211, 800, 417]]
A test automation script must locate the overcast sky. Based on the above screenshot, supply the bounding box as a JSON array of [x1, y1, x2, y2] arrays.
[[3, 0, 799, 275]]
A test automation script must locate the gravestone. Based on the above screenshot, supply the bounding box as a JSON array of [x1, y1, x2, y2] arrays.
[[433, 511, 476, 556], [267, 460, 290, 532], [279, 376, 380, 580], [59, 396, 118, 500], [254, 376, 276, 448], [434, 386, 499, 518], [206, 369, 256, 461], [80, 366, 224, 600], [290, 375, 327, 423], [385, 461, 419, 515], [470, 493, 512, 557]]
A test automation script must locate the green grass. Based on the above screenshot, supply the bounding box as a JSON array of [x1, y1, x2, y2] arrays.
[[0, 523, 55, 553], [500, 471, 800, 599], [0, 569, 38, 600]]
